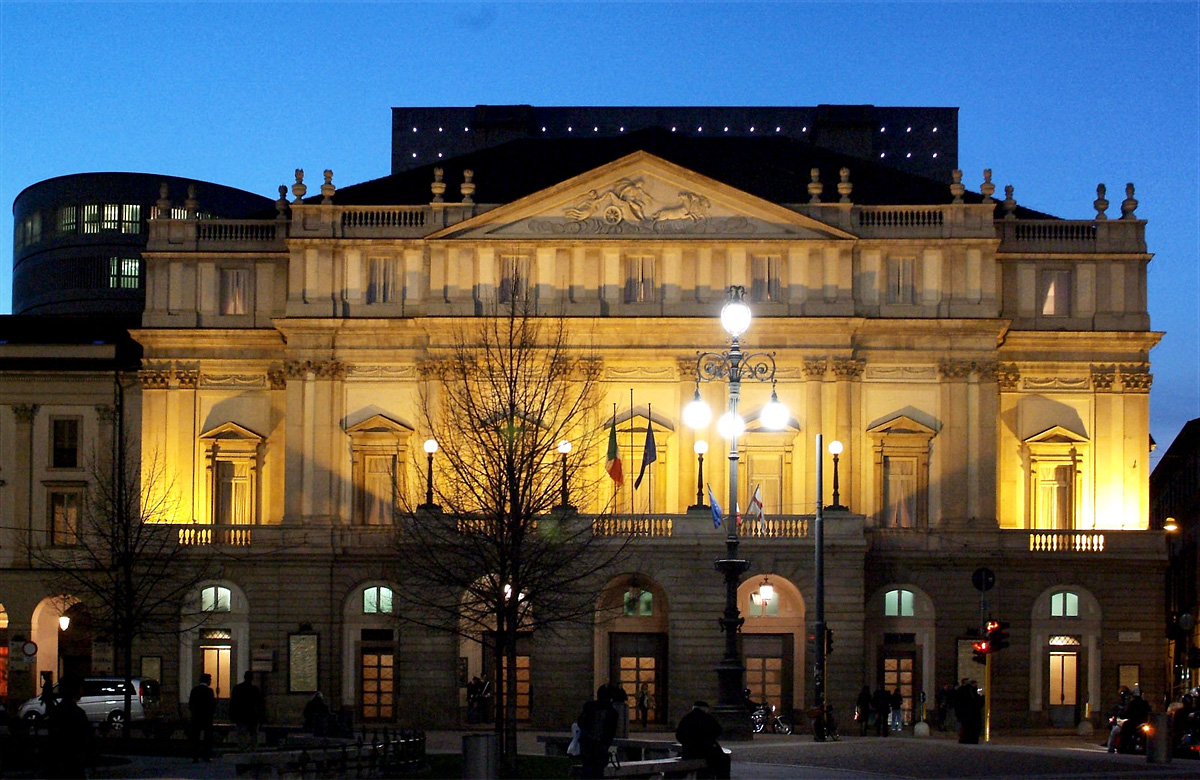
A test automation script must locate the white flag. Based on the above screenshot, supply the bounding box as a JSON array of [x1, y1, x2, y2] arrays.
[[748, 484, 766, 533]]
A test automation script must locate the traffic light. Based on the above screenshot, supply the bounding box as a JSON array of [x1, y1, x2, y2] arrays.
[[972, 639, 990, 664], [824, 628, 834, 656], [986, 619, 1011, 652]]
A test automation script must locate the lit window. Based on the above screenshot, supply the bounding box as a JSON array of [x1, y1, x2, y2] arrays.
[[200, 422, 263, 526], [103, 204, 120, 231], [83, 204, 100, 234], [624, 255, 656, 303], [1039, 270, 1071, 317], [749, 589, 780, 617], [363, 586, 393, 614], [1050, 591, 1079, 618], [884, 457, 917, 527], [220, 268, 250, 315], [121, 204, 141, 234], [109, 257, 140, 290], [201, 586, 232, 612], [884, 589, 914, 617], [51, 418, 79, 468], [19, 212, 42, 247], [48, 488, 83, 546], [623, 589, 653, 616]]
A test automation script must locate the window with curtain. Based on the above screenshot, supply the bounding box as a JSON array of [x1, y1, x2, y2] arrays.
[[49, 488, 83, 546], [624, 255, 656, 303], [499, 255, 529, 303], [1039, 269, 1072, 316], [884, 456, 917, 528], [220, 268, 250, 315], [366, 257, 397, 304], [751, 255, 781, 302], [886, 257, 914, 304]]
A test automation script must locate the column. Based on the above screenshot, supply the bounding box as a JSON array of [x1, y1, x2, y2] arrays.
[[830, 359, 863, 510], [12, 404, 39, 557]]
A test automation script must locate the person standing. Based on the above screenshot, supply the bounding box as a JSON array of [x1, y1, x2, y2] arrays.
[[230, 671, 264, 749], [890, 688, 904, 731], [855, 686, 872, 736], [47, 675, 92, 779], [955, 679, 983, 744], [636, 683, 651, 729], [303, 691, 331, 736], [576, 685, 617, 779], [189, 673, 217, 762], [872, 684, 891, 737], [676, 701, 729, 780]]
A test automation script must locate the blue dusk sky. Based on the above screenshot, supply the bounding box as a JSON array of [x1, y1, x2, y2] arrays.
[[1, 2, 1197, 468]]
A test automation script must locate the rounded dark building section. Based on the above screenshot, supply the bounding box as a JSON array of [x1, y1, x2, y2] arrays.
[[13, 173, 273, 316]]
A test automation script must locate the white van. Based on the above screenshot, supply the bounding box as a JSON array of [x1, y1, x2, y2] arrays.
[[17, 677, 159, 730]]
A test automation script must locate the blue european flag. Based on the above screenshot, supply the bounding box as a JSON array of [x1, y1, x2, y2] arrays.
[[706, 484, 723, 529]]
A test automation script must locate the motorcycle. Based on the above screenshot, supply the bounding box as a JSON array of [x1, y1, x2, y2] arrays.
[[751, 702, 793, 735], [1108, 716, 1152, 754]]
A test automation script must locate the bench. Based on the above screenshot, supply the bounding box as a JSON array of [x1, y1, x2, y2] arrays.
[[232, 729, 425, 778], [538, 735, 681, 760], [605, 757, 709, 779]]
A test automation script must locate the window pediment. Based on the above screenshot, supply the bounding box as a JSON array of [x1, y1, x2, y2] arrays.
[[1024, 425, 1089, 445], [346, 414, 414, 439], [199, 421, 264, 443], [867, 415, 937, 442]]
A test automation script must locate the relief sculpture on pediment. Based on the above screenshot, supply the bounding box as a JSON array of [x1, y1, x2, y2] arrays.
[[527, 177, 753, 235]]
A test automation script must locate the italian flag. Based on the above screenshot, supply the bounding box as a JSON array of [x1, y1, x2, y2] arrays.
[[606, 416, 624, 487]]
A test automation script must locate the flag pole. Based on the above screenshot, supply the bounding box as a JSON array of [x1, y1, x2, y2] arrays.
[[647, 402, 653, 514]]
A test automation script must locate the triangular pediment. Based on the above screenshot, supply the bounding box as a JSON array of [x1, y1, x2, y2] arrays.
[[427, 151, 855, 241], [198, 421, 263, 442], [345, 414, 414, 436], [604, 405, 675, 434], [1024, 425, 1089, 445], [867, 415, 938, 439]]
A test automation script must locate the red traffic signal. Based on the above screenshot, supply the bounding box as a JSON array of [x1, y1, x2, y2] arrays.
[[972, 639, 990, 664], [986, 619, 1011, 652]]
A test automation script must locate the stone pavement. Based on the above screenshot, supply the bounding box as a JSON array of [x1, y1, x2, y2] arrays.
[[83, 728, 1200, 779]]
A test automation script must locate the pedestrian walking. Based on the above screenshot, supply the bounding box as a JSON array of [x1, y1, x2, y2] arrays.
[[636, 683, 651, 728], [872, 684, 891, 737], [576, 685, 618, 779], [188, 673, 217, 762], [890, 688, 904, 731], [855, 686, 872, 736], [230, 671, 264, 749], [47, 675, 93, 779]]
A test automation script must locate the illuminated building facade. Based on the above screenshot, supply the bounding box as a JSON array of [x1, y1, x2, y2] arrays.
[[0, 108, 1164, 731]]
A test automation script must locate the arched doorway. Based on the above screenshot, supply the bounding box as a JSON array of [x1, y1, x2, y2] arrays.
[[344, 581, 400, 723], [1031, 585, 1101, 727], [31, 596, 84, 684], [865, 585, 936, 728], [738, 574, 805, 719], [595, 574, 669, 726], [180, 581, 250, 711]]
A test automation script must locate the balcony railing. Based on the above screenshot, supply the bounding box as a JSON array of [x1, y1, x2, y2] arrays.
[[1028, 530, 1105, 553], [997, 218, 1146, 254]]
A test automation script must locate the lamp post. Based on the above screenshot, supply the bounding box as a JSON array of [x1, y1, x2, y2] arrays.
[[683, 285, 788, 737], [422, 438, 439, 510], [556, 440, 573, 510], [825, 440, 847, 511], [814, 434, 827, 722], [688, 440, 709, 511]]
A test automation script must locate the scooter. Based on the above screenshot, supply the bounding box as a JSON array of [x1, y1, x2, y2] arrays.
[[751, 702, 793, 734]]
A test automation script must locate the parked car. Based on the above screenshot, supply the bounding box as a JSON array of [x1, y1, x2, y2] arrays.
[[17, 677, 159, 731]]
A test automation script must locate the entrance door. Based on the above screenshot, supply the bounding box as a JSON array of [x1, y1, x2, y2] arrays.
[[200, 645, 232, 699], [881, 651, 918, 726], [483, 632, 533, 724], [1048, 651, 1078, 727], [743, 634, 794, 718], [360, 627, 395, 722], [610, 633, 667, 725]]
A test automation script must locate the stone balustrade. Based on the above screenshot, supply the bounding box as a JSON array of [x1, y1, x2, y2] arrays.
[[997, 218, 1146, 254]]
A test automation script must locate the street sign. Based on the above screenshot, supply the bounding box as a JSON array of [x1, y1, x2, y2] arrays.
[[22, 640, 37, 658], [972, 567, 996, 592]]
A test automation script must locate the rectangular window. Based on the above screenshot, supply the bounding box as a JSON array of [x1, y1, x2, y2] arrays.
[[83, 204, 100, 234], [886, 257, 914, 304], [1118, 664, 1140, 693], [109, 257, 141, 290], [219, 268, 249, 315], [885, 589, 915, 617], [102, 204, 120, 231], [498, 255, 529, 303], [883, 456, 917, 528], [362, 455, 395, 525], [366, 258, 397, 304], [1040, 269, 1072, 316], [20, 213, 43, 247], [1051, 592, 1080, 617], [1035, 464, 1075, 530], [215, 461, 251, 524], [49, 489, 83, 545], [57, 206, 77, 235], [120, 204, 141, 234], [624, 255, 656, 303], [51, 418, 80, 468], [752, 255, 782, 302]]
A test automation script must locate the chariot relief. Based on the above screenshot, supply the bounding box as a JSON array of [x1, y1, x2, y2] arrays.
[[552, 178, 723, 234]]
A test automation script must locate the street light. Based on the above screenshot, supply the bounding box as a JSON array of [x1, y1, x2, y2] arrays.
[[59, 615, 70, 632], [826, 440, 847, 511], [689, 440, 709, 511], [684, 285, 788, 737], [422, 438, 439, 510], [556, 440, 573, 510]]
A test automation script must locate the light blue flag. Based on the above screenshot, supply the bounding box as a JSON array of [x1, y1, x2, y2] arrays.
[[706, 484, 723, 529]]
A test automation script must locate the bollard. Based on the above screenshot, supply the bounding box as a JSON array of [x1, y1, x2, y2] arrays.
[[463, 732, 498, 780], [1147, 712, 1171, 763]]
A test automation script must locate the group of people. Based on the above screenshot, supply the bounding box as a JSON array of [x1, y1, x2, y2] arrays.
[[187, 671, 267, 761], [853, 685, 907, 737], [1106, 685, 1152, 753]]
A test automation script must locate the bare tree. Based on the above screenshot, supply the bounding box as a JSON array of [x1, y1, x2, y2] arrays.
[[394, 302, 632, 767], [30, 377, 214, 734]]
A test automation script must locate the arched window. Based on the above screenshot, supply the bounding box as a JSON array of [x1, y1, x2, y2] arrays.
[[623, 589, 653, 617], [363, 586, 393, 615], [201, 586, 231, 612], [884, 589, 914, 617], [1050, 591, 1079, 618]]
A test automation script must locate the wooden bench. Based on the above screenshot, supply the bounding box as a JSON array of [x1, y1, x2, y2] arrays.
[[605, 757, 709, 779]]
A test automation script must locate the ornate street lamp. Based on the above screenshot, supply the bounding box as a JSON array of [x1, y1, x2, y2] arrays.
[[421, 438, 439, 510], [683, 285, 788, 737], [688, 440, 709, 511], [825, 440, 847, 511], [556, 440, 573, 510]]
